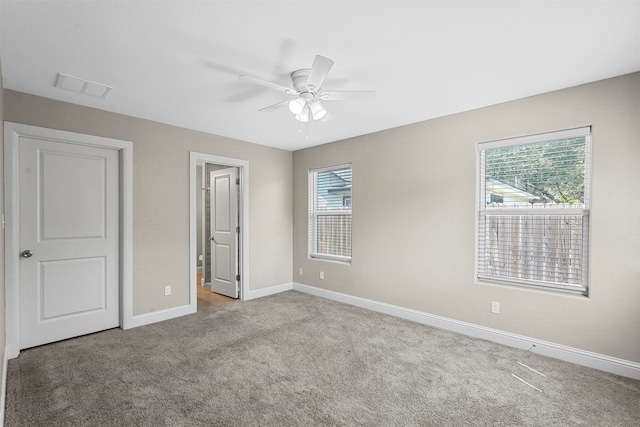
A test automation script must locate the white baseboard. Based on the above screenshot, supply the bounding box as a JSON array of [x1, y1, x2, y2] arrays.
[[244, 282, 293, 301], [1, 351, 8, 427], [127, 304, 196, 329], [292, 283, 640, 380], [127, 282, 294, 329]]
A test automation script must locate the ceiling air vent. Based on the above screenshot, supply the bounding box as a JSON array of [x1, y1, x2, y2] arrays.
[[55, 73, 113, 99]]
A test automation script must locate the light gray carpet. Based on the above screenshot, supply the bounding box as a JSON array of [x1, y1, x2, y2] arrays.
[[5, 291, 640, 426]]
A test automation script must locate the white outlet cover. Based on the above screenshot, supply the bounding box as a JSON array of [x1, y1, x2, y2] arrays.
[[491, 301, 500, 314]]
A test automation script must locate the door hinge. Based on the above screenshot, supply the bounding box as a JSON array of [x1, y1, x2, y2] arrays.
[[236, 226, 240, 233], [236, 178, 240, 185], [236, 274, 241, 282]]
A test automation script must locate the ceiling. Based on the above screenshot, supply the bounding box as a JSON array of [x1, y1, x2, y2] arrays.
[[1, 1, 638, 151]]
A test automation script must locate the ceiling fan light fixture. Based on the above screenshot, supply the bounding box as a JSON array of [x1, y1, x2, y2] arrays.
[[295, 106, 310, 122], [288, 97, 306, 115], [309, 101, 327, 120]]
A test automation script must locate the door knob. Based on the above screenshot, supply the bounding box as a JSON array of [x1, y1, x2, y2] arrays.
[[21, 250, 33, 258]]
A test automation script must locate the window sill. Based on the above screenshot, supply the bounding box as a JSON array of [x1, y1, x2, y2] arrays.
[[476, 275, 589, 297], [310, 254, 352, 264]]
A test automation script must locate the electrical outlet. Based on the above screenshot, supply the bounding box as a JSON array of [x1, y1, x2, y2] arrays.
[[298, 268, 303, 275], [491, 301, 500, 314], [319, 271, 324, 280], [164, 285, 172, 296]]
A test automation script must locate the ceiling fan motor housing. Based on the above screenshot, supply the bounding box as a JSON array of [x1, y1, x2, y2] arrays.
[[291, 69, 314, 93]]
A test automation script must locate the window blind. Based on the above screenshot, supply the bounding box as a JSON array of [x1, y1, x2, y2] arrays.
[[477, 128, 590, 293], [309, 165, 352, 261]]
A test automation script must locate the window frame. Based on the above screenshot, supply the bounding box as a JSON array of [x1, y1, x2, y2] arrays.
[[476, 127, 591, 295], [308, 163, 352, 263]]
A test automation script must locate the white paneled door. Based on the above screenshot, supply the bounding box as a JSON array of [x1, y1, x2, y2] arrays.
[[19, 136, 120, 349], [209, 167, 238, 298]]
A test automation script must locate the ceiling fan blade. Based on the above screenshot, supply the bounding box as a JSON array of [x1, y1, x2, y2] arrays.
[[306, 55, 334, 91], [258, 99, 290, 112], [318, 91, 376, 101], [239, 75, 299, 95]]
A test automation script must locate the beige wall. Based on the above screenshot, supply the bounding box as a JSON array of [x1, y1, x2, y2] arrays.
[[293, 73, 640, 363], [4, 90, 293, 315]]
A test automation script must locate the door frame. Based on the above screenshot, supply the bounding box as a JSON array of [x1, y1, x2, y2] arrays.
[[190, 152, 249, 305], [4, 122, 134, 359]]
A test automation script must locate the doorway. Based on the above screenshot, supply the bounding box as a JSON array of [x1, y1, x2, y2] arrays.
[[198, 163, 238, 309], [189, 152, 249, 312]]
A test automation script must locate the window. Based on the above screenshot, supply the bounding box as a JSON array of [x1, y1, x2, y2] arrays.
[[477, 127, 591, 294], [309, 164, 352, 262]]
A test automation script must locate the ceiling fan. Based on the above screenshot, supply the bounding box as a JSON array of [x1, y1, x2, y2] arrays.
[[239, 55, 375, 122]]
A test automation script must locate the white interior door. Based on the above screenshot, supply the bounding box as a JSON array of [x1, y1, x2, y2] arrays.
[[19, 136, 119, 349], [209, 167, 238, 298]]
